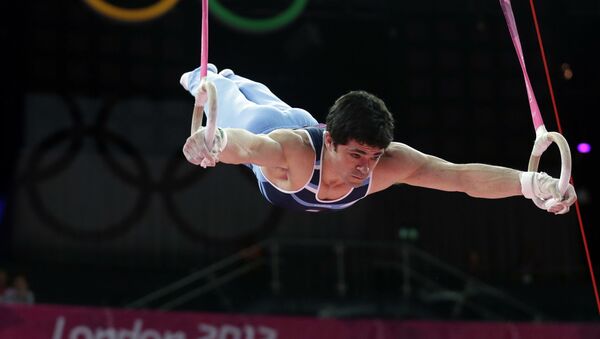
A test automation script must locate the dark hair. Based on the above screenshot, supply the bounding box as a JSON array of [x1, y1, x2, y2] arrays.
[[325, 90, 394, 149]]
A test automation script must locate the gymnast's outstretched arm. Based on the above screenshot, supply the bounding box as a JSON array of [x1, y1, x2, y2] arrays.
[[371, 141, 576, 214], [183, 126, 307, 169], [219, 128, 288, 167]]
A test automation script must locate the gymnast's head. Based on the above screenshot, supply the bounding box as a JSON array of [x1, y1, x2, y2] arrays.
[[325, 90, 395, 149]]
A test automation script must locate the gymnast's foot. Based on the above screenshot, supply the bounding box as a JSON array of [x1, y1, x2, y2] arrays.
[[219, 68, 234, 78], [180, 63, 218, 91]]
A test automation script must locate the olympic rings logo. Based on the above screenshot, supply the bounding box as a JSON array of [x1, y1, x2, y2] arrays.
[[19, 94, 282, 246], [83, 0, 309, 33]]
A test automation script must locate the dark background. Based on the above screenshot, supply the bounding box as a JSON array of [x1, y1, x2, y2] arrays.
[[0, 0, 597, 321]]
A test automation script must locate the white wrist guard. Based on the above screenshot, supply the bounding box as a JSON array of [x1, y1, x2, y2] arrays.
[[519, 171, 561, 200], [519, 171, 536, 200]]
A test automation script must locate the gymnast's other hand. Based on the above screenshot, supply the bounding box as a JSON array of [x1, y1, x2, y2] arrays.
[[183, 127, 228, 168], [519, 171, 577, 214]]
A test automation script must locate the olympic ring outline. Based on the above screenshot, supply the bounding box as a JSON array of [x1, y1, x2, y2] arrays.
[[22, 96, 151, 240], [161, 157, 284, 245], [20, 94, 282, 244], [210, 0, 309, 33], [82, 0, 308, 31], [83, 0, 180, 23]]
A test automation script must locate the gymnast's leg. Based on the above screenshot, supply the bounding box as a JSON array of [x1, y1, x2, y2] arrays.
[[180, 65, 264, 132], [216, 68, 319, 132], [218, 68, 291, 111], [180, 65, 318, 134]]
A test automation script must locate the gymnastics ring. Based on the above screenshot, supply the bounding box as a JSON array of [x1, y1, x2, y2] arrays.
[[527, 128, 572, 210], [500, 0, 572, 209], [210, 0, 309, 33], [83, 0, 180, 22]]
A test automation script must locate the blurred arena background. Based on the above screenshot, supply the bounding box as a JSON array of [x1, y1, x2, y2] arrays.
[[0, 0, 598, 337]]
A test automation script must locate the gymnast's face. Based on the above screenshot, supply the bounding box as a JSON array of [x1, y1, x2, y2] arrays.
[[325, 134, 384, 187]]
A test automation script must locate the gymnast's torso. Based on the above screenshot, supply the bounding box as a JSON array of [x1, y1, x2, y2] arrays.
[[250, 126, 372, 212]]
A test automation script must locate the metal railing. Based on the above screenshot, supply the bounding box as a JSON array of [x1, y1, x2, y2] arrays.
[[126, 238, 544, 320]]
